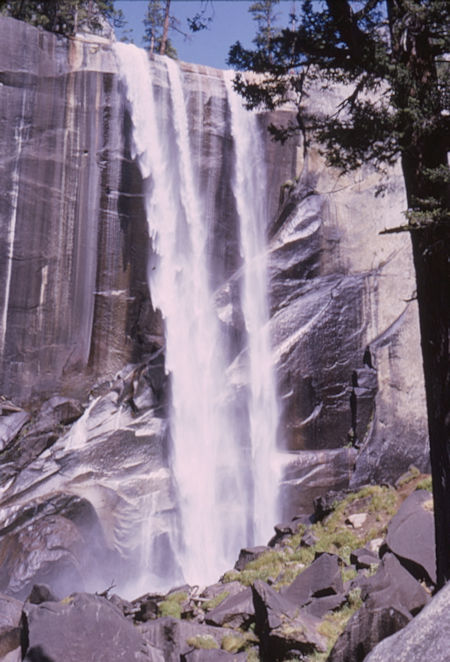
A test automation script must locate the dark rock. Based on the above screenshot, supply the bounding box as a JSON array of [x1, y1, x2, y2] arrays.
[[384, 489, 436, 584], [134, 596, 162, 622], [350, 548, 380, 570], [0, 410, 30, 450], [300, 530, 318, 548], [40, 397, 84, 426], [304, 593, 347, 619], [23, 592, 162, 661], [27, 584, 59, 605], [182, 651, 247, 661], [0, 625, 22, 660], [234, 546, 267, 571], [360, 553, 430, 617], [364, 581, 450, 662], [0, 592, 24, 659], [205, 588, 254, 628], [0, 493, 113, 599], [313, 490, 351, 522], [280, 452, 357, 520], [328, 602, 410, 662], [200, 582, 243, 602], [0, 593, 23, 629], [268, 517, 308, 547], [282, 553, 344, 606], [252, 579, 326, 661], [139, 616, 236, 662]]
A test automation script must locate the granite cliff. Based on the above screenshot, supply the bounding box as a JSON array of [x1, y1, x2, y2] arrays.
[[0, 16, 428, 597]]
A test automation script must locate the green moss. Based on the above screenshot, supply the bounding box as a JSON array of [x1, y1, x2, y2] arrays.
[[223, 550, 288, 587], [246, 648, 261, 662], [186, 634, 219, 650], [203, 591, 229, 611], [221, 632, 257, 654], [158, 591, 188, 619], [396, 465, 421, 487], [416, 476, 433, 492], [341, 566, 358, 583], [314, 603, 360, 660]]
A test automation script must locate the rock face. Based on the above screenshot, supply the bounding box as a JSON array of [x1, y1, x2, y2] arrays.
[[0, 16, 429, 595], [364, 581, 450, 662]]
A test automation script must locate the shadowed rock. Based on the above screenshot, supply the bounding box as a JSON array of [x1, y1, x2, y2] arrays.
[[205, 588, 254, 628], [364, 581, 450, 662], [23, 593, 163, 661], [360, 553, 430, 616], [282, 553, 344, 606], [384, 489, 436, 584], [252, 579, 326, 661], [327, 603, 409, 662]]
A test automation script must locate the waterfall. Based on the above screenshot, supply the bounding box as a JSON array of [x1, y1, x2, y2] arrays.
[[224, 73, 280, 544], [114, 44, 279, 589]]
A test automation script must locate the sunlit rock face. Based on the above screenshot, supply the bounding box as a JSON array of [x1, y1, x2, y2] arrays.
[[269, 142, 428, 503], [0, 16, 428, 595], [0, 16, 153, 402]]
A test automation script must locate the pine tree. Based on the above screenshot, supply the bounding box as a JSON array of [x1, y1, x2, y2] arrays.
[[249, 0, 281, 52], [143, 0, 177, 58], [0, 0, 124, 36], [229, 0, 449, 588]]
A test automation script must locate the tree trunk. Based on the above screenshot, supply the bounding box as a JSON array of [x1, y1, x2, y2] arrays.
[[407, 214, 450, 589], [389, 0, 450, 588], [160, 0, 171, 56], [402, 137, 450, 588]]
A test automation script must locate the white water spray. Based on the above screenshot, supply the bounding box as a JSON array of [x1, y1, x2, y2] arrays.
[[225, 73, 280, 543], [115, 44, 279, 588]]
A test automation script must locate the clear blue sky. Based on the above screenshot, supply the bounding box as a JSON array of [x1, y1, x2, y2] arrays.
[[115, 1, 297, 69]]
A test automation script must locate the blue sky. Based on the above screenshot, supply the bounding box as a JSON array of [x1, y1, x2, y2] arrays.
[[115, 1, 297, 69]]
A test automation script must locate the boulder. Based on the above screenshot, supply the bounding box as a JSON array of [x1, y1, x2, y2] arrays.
[[350, 548, 380, 570], [39, 397, 84, 427], [327, 602, 410, 662], [362, 553, 430, 616], [23, 593, 163, 661], [234, 546, 268, 571], [304, 593, 347, 619], [364, 581, 450, 662], [139, 616, 236, 662], [384, 489, 436, 584], [0, 493, 112, 599], [0, 411, 30, 451], [252, 579, 326, 660], [205, 588, 254, 628], [27, 584, 59, 605], [182, 651, 247, 662], [0, 593, 23, 662], [282, 553, 344, 606]]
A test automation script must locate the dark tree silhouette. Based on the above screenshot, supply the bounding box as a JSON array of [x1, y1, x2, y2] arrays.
[[229, 0, 449, 588]]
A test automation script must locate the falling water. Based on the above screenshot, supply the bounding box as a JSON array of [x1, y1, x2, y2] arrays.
[[225, 73, 280, 544], [115, 44, 279, 588]]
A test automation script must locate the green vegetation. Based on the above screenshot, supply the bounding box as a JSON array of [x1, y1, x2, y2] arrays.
[[202, 590, 230, 612], [158, 591, 188, 619], [416, 476, 433, 492], [223, 484, 402, 589], [0, 0, 124, 36], [186, 634, 219, 650], [221, 631, 258, 654]]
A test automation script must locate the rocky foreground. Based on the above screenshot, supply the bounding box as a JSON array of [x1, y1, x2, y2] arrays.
[[1, 468, 448, 662]]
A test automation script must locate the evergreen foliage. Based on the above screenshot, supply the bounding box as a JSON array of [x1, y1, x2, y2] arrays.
[[143, 0, 177, 58], [249, 0, 281, 52], [0, 0, 124, 36], [229, 0, 449, 588]]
